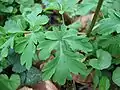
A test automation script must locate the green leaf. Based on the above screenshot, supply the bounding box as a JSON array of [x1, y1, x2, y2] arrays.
[[12, 60, 26, 73], [42, 50, 87, 85], [31, 4, 43, 15], [89, 49, 112, 70], [92, 12, 120, 35], [60, 0, 78, 12], [0, 38, 5, 48], [0, 37, 14, 57], [4, 19, 25, 33], [1, 47, 8, 57], [22, 4, 49, 28], [43, 0, 78, 14], [15, 37, 28, 54], [42, 58, 57, 80], [38, 40, 59, 60], [18, 32, 38, 70], [0, 4, 13, 13], [75, 2, 96, 16], [0, 26, 6, 35], [65, 35, 93, 53], [38, 26, 91, 84], [0, 74, 20, 90], [20, 33, 37, 70], [15, 0, 34, 6], [112, 58, 120, 65], [6, 50, 27, 73], [44, 1, 60, 11], [11, 15, 28, 30], [112, 67, 120, 86], [26, 14, 49, 27], [93, 70, 101, 90], [21, 42, 35, 70], [96, 35, 120, 56], [0, 66, 3, 73], [68, 21, 81, 29], [20, 67, 41, 85], [25, 67, 41, 85], [38, 27, 92, 60], [22, 3, 42, 16], [99, 76, 110, 90], [0, 0, 14, 4], [7, 49, 16, 65], [112, 0, 120, 12], [0, 58, 9, 69]]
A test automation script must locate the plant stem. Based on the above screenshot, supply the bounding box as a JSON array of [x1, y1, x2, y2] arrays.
[[57, 1, 65, 25], [62, 14, 65, 25], [87, 0, 104, 36], [73, 80, 76, 90]]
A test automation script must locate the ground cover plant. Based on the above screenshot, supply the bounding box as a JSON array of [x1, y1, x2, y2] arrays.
[[0, 0, 120, 90]]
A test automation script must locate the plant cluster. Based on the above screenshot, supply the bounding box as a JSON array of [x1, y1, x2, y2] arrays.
[[0, 0, 120, 90]]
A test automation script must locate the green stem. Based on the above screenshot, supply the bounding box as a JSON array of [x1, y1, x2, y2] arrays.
[[57, 1, 65, 25], [87, 0, 104, 36]]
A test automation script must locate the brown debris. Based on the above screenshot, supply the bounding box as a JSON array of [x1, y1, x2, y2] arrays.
[[18, 87, 33, 90], [72, 71, 95, 85], [32, 81, 58, 90], [73, 13, 94, 32]]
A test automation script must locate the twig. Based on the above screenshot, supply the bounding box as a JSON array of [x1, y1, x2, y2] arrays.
[[87, 0, 104, 36], [79, 84, 89, 90], [73, 80, 77, 90]]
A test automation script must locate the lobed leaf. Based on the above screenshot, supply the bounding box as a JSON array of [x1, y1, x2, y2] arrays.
[[38, 26, 92, 84], [0, 74, 20, 90]]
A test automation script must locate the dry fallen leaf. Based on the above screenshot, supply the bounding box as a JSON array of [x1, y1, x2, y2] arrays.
[[19, 86, 33, 90], [72, 71, 94, 85], [73, 13, 94, 32], [32, 81, 58, 90]]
